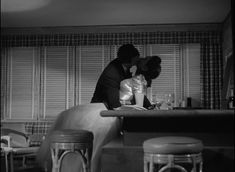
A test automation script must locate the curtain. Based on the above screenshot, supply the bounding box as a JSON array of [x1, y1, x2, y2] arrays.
[[1, 31, 220, 46], [1, 30, 223, 109], [201, 42, 223, 109]]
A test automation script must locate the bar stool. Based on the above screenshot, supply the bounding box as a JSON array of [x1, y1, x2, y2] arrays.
[[50, 129, 94, 172], [143, 136, 203, 172]]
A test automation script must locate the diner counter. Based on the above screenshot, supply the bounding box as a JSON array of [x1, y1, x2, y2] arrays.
[[100, 109, 234, 118], [100, 109, 234, 146]]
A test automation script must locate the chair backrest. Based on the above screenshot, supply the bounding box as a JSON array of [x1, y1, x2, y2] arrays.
[[1, 128, 29, 147], [25, 122, 52, 146], [1, 135, 11, 148]]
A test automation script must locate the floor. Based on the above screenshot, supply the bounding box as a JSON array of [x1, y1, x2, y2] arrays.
[[1, 155, 46, 172]]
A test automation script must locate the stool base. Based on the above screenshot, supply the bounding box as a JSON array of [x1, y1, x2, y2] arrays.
[[51, 142, 92, 172], [144, 153, 203, 172]]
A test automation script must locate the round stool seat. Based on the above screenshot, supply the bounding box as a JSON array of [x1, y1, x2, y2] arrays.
[[143, 136, 203, 154], [51, 129, 93, 143]]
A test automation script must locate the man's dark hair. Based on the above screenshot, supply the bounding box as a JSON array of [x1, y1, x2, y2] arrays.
[[117, 44, 140, 63]]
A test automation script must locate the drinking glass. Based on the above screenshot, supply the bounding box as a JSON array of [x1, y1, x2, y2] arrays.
[[135, 92, 144, 107], [152, 94, 165, 109], [165, 93, 174, 109]]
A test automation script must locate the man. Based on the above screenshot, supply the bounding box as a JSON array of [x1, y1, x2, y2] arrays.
[[91, 44, 140, 109]]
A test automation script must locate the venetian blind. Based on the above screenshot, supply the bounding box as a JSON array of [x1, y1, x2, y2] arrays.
[[40, 47, 74, 119], [77, 46, 109, 104], [1, 49, 7, 120], [7, 47, 37, 120], [147, 44, 182, 105], [134, 44, 146, 57]]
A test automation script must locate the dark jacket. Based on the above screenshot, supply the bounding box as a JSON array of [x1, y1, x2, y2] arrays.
[[91, 58, 132, 109]]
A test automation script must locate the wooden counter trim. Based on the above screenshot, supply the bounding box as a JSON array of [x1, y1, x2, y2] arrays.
[[100, 109, 234, 117]]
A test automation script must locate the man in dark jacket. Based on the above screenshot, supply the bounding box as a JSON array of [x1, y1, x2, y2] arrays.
[[91, 44, 140, 109]]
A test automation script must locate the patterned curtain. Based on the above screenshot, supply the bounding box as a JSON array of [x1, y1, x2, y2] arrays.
[[1, 31, 220, 46], [1, 30, 223, 109], [201, 42, 223, 109]]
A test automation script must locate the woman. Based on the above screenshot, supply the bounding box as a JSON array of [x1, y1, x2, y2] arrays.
[[119, 56, 162, 109], [36, 56, 161, 172]]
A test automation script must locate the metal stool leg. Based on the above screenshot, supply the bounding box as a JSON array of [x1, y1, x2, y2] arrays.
[[158, 155, 187, 172], [51, 147, 61, 172], [199, 161, 203, 172], [144, 154, 202, 172], [191, 156, 197, 172], [79, 149, 90, 172], [149, 155, 154, 172], [144, 158, 148, 172]]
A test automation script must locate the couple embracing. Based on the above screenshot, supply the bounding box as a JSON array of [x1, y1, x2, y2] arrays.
[[91, 44, 162, 110]]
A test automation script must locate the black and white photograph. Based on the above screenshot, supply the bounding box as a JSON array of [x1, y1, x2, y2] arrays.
[[1, 0, 234, 172]]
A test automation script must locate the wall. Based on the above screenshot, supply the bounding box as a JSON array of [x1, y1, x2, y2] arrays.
[[222, 13, 234, 104], [223, 14, 233, 58]]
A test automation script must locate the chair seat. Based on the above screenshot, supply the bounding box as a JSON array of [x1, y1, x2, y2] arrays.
[[143, 136, 203, 154], [51, 129, 93, 143], [12, 146, 39, 154]]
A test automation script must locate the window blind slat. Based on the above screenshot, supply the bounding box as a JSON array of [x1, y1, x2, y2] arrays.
[[9, 47, 35, 119]]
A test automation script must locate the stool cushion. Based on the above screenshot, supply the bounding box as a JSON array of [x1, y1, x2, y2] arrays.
[[143, 136, 203, 154], [51, 129, 93, 143]]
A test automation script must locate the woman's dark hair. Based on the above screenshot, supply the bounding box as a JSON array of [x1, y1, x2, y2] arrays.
[[117, 44, 140, 63], [146, 56, 161, 73], [136, 56, 162, 87]]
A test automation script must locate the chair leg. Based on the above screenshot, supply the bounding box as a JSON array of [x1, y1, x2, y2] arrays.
[[4, 152, 9, 172], [9, 153, 14, 172], [22, 156, 26, 168]]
